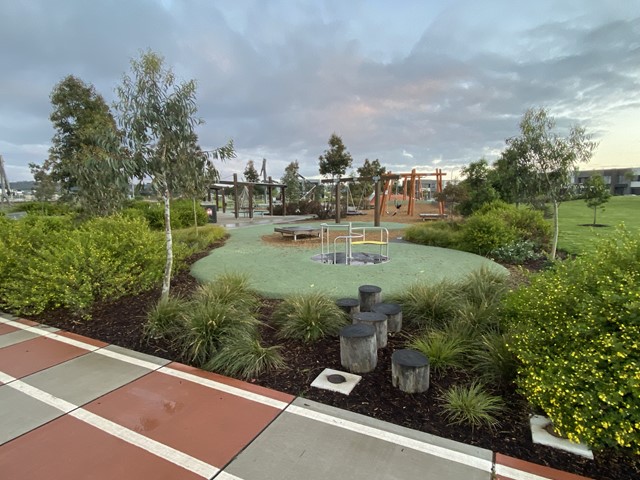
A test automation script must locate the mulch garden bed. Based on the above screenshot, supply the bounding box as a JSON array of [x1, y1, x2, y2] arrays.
[[30, 245, 639, 480]]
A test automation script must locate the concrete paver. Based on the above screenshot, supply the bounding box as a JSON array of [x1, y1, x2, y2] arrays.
[[0, 313, 592, 480]]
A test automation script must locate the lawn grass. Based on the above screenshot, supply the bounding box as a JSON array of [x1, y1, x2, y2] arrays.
[[557, 195, 640, 254]]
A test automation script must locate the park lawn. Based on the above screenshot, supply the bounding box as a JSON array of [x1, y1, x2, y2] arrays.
[[557, 195, 640, 254]]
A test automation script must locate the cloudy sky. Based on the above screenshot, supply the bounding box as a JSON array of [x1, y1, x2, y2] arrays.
[[1, 0, 639, 182]]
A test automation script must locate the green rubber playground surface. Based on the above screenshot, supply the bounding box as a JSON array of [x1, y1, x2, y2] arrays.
[[190, 222, 508, 299]]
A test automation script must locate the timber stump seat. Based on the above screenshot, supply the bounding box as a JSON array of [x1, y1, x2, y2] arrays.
[[352, 311, 388, 348], [358, 284, 382, 312], [339, 324, 377, 373], [371, 303, 403, 333], [391, 349, 430, 393], [335, 298, 360, 317]]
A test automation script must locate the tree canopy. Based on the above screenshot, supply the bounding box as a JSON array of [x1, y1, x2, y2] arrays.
[[115, 50, 204, 299], [506, 107, 597, 258], [583, 174, 611, 225], [318, 133, 352, 178], [281, 161, 302, 203]]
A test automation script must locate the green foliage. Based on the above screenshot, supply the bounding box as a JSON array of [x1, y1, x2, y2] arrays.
[[204, 336, 285, 379], [182, 300, 259, 366], [459, 213, 519, 255], [503, 228, 640, 452], [144, 296, 189, 341], [404, 221, 462, 248], [273, 292, 349, 342], [582, 174, 611, 225], [15, 201, 73, 216], [192, 273, 258, 315], [0, 215, 165, 316], [390, 281, 458, 330], [458, 159, 499, 216], [457, 266, 509, 309], [318, 133, 353, 178], [471, 333, 518, 388], [125, 200, 208, 230], [490, 240, 541, 264], [459, 201, 550, 255], [408, 330, 468, 372], [172, 225, 226, 256], [281, 161, 303, 203], [439, 382, 504, 429]]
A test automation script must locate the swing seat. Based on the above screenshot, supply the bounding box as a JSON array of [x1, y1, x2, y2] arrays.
[[351, 240, 387, 245]]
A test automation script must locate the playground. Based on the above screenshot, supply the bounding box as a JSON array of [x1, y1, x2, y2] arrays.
[[190, 213, 507, 298]]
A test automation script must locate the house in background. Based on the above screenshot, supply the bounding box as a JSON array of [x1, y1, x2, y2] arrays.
[[572, 167, 640, 195]]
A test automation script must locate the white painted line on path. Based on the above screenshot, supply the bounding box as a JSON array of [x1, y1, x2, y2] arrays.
[[0, 369, 219, 479], [159, 366, 290, 410], [494, 464, 554, 480], [287, 404, 493, 473], [0, 316, 290, 410]]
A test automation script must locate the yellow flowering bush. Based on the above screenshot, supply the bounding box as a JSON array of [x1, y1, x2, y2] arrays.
[[503, 227, 640, 452], [0, 215, 165, 316]]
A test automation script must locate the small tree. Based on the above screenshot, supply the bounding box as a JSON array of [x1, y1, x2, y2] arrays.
[[583, 175, 611, 225], [29, 162, 57, 205], [355, 158, 385, 209], [116, 50, 203, 300], [506, 108, 598, 259], [458, 159, 499, 216], [318, 133, 352, 222], [281, 161, 303, 203]]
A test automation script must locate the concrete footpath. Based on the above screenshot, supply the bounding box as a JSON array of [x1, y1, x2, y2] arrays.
[[0, 313, 589, 480]]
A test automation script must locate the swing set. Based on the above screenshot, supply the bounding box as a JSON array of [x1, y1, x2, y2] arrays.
[[377, 168, 446, 217]]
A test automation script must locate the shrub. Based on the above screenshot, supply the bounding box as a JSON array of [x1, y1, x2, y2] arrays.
[[172, 225, 226, 256], [0, 215, 165, 316], [204, 336, 285, 379], [192, 273, 258, 315], [389, 280, 459, 330], [404, 221, 462, 248], [439, 381, 504, 429], [182, 300, 259, 366], [144, 296, 189, 341], [408, 330, 468, 373], [503, 227, 640, 452], [471, 332, 518, 388], [458, 213, 519, 255], [126, 199, 208, 230], [490, 240, 541, 264], [457, 266, 508, 310], [273, 292, 348, 342]]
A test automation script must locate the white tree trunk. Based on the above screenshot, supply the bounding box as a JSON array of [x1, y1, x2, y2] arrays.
[[192, 198, 199, 236], [161, 188, 173, 300], [550, 200, 559, 260]]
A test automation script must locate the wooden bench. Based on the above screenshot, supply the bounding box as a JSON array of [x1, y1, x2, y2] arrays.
[[419, 213, 448, 221]]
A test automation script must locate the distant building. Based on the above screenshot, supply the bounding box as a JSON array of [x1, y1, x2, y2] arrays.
[[572, 167, 640, 195]]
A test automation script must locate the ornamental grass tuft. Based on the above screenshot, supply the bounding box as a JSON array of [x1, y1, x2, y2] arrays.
[[439, 381, 504, 429]]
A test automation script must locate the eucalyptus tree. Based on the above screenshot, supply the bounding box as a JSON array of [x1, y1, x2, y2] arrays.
[[583, 174, 611, 225], [115, 50, 204, 299], [507, 108, 597, 259], [318, 133, 353, 222]]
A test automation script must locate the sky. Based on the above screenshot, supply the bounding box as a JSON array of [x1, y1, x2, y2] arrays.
[[1, 0, 639, 183]]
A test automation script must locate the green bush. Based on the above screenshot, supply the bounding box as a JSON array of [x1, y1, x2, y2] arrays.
[[404, 221, 462, 248], [389, 280, 459, 330], [458, 213, 519, 255], [0, 215, 165, 316], [408, 330, 468, 372], [182, 300, 259, 366], [12, 201, 74, 216], [172, 225, 226, 257], [490, 240, 541, 264], [204, 336, 285, 379], [439, 381, 504, 429], [144, 296, 189, 341], [273, 292, 349, 342], [126, 199, 208, 230], [503, 228, 640, 452]]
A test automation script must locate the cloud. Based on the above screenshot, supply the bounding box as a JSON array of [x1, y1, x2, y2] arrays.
[[1, 1, 639, 181]]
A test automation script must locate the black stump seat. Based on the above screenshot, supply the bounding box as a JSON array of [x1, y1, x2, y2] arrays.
[[335, 298, 360, 316], [339, 324, 377, 373], [352, 311, 388, 348], [391, 349, 430, 393], [371, 303, 403, 333], [358, 284, 382, 312]]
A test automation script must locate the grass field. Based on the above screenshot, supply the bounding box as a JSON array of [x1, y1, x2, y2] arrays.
[[557, 195, 640, 254]]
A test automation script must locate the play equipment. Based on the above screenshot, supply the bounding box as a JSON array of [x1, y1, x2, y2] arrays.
[[319, 223, 389, 265], [377, 168, 446, 218]]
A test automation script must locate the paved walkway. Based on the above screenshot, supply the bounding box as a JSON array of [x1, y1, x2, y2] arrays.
[[0, 313, 589, 480]]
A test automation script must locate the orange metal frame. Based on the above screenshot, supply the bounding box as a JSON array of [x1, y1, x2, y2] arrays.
[[378, 168, 446, 217]]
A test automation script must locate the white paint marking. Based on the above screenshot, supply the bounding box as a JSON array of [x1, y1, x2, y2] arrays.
[[0, 318, 100, 352], [159, 366, 289, 410], [287, 405, 493, 473], [1, 369, 218, 479], [97, 347, 166, 371], [215, 472, 246, 480], [494, 464, 554, 480], [71, 409, 219, 478]]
